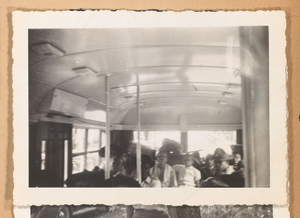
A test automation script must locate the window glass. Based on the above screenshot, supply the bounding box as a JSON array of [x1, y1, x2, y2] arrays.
[[101, 131, 106, 148], [133, 131, 180, 150], [41, 140, 46, 170], [72, 128, 102, 174], [72, 128, 85, 153], [86, 152, 100, 171], [63, 140, 68, 183], [87, 129, 100, 151], [72, 155, 85, 174], [188, 131, 237, 157]]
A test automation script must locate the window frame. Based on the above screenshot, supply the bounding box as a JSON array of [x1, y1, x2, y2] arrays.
[[71, 127, 105, 174]]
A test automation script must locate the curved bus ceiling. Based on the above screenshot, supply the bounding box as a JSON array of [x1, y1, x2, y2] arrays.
[[29, 27, 242, 130]]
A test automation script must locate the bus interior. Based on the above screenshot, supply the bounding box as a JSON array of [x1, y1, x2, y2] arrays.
[[28, 26, 269, 188]]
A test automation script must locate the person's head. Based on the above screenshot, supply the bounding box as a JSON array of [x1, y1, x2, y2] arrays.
[[205, 154, 214, 167], [184, 154, 194, 167], [141, 155, 155, 181], [141, 162, 151, 181], [111, 157, 121, 175], [215, 160, 230, 172], [214, 152, 232, 173], [120, 151, 130, 166], [233, 152, 242, 164], [156, 151, 168, 166]]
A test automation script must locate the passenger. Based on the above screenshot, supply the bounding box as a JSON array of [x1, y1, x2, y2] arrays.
[[98, 145, 118, 175], [104, 174, 141, 187], [123, 154, 161, 187], [173, 154, 201, 188], [201, 148, 233, 187], [190, 151, 203, 171], [114, 151, 130, 176], [214, 150, 245, 187], [141, 155, 161, 188], [214, 153, 235, 176], [150, 151, 178, 187], [200, 154, 216, 181], [232, 152, 244, 173]]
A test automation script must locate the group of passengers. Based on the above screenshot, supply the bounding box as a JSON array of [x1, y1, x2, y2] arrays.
[[65, 143, 244, 188], [99, 146, 244, 188], [200, 148, 245, 187]]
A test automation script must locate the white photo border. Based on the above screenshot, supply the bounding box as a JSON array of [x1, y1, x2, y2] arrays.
[[13, 10, 288, 206]]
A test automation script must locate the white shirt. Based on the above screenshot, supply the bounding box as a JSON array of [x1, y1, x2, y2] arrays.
[[141, 176, 161, 188], [225, 165, 234, 175], [150, 164, 178, 187], [173, 165, 201, 187]]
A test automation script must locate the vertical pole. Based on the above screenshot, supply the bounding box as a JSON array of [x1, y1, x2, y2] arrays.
[[180, 115, 188, 152], [240, 26, 270, 187], [240, 27, 256, 187], [236, 129, 243, 144], [63, 140, 68, 187], [136, 74, 142, 184], [84, 129, 88, 169], [105, 76, 111, 180], [250, 27, 270, 187], [181, 133, 188, 153], [99, 129, 102, 166]]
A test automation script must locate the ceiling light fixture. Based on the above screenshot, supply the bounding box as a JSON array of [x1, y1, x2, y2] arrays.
[[73, 67, 99, 76], [218, 100, 227, 105], [222, 92, 233, 97], [226, 83, 241, 90], [124, 95, 136, 101], [111, 87, 126, 94], [135, 102, 145, 107], [233, 69, 240, 77], [31, 42, 65, 57]]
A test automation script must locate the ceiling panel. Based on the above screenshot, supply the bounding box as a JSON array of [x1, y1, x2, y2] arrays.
[[29, 27, 242, 126], [29, 27, 239, 57]]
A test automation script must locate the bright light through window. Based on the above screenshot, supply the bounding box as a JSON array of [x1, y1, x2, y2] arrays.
[[188, 131, 236, 157], [84, 110, 106, 122], [133, 131, 180, 150], [133, 131, 236, 157]]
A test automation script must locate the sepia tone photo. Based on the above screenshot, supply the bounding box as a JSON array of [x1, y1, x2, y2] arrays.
[[13, 11, 287, 206], [28, 26, 268, 189]]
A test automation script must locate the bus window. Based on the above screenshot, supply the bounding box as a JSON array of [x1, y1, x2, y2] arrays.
[[72, 128, 85, 154], [72, 128, 102, 174], [87, 129, 100, 152], [86, 153, 100, 171], [41, 140, 46, 170], [72, 155, 85, 174], [188, 131, 237, 156], [133, 131, 180, 150], [63, 140, 68, 185]]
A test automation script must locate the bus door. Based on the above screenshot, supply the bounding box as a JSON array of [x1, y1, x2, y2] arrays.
[[29, 121, 72, 187]]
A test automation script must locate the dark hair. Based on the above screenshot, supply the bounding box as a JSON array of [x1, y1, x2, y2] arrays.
[[157, 150, 168, 156], [142, 155, 155, 169], [232, 151, 241, 156], [124, 154, 155, 175], [184, 153, 193, 159], [205, 154, 214, 165]]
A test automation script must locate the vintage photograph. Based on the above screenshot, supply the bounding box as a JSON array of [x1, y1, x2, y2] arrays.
[[13, 11, 287, 205], [29, 204, 274, 218], [28, 26, 268, 188]]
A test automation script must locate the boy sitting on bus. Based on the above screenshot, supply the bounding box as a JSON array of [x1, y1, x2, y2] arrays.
[[150, 151, 178, 187], [173, 154, 201, 188], [141, 155, 161, 188]]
